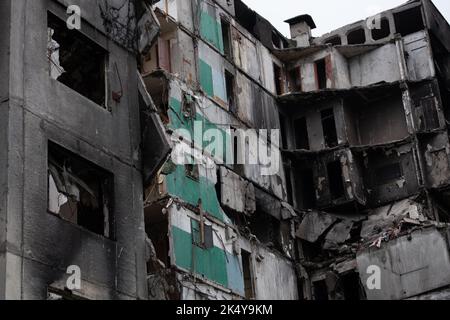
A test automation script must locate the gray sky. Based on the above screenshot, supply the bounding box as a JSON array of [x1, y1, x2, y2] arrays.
[[242, 0, 450, 37]]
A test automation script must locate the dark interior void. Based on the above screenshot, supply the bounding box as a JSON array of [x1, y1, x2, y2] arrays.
[[241, 250, 254, 299], [225, 70, 236, 113], [347, 28, 366, 45], [294, 117, 310, 150], [47, 12, 107, 107], [249, 211, 282, 251], [321, 108, 338, 148], [284, 164, 294, 205], [313, 280, 329, 300], [327, 161, 345, 200], [324, 36, 342, 46], [274, 63, 284, 95], [394, 6, 425, 37], [315, 58, 327, 90], [340, 272, 363, 300], [374, 162, 402, 186], [294, 167, 316, 209], [48, 141, 113, 238], [145, 203, 170, 270], [221, 18, 232, 59], [288, 68, 302, 92], [371, 18, 391, 40]]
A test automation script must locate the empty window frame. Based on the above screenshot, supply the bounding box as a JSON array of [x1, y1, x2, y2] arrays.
[[284, 165, 294, 205], [321, 108, 339, 148], [48, 141, 113, 238], [327, 160, 345, 200], [347, 28, 366, 45], [221, 18, 232, 59], [294, 117, 310, 150], [241, 250, 254, 299], [288, 67, 302, 92], [371, 18, 391, 40], [156, 38, 172, 73], [47, 12, 108, 108], [324, 36, 342, 46], [273, 63, 284, 95], [394, 6, 425, 37], [374, 162, 402, 185], [315, 58, 327, 90], [185, 163, 200, 181], [225, 70, 236, 113]]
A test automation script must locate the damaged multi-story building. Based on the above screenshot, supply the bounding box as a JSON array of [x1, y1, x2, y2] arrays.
[[0, 0, 450, 301]]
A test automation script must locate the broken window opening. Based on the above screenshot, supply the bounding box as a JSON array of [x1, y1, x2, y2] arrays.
[[347, 28, 366, 45], [284, 165, 294, 205], [185, 163, 199, 181], [394, 6, 425, 37], [221, 18, 232, 59], [48, 141, 113, 238], [416, 96, 440, 131], [279, 113, 288, 150], [145, 203, 170, 272], [241, 250, 254, 299], [295, 168, 316, 209], [315, 58, 327, 90], [327, 160, 345, 200], [375, 162, 402, 185], [371, 18, 391, 40], [182, 92, 196, 119], [324, 36, 342, 46], [321, 108, 339, 148], [294, 117, 310, 150], [313, 280, 329, 300], [249, 211, 282, 250], [225, 70, 236, 113], [288, 67, 302, 92], [273, 63, 284, 95], [47, 12, 108, 108], [191, 219, 214, 249]]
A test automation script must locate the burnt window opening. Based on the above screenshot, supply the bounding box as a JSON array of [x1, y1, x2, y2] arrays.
[[48, 141, 113, 238], [225, 70, 236, 113], [279, 113, 288, 150], [394, 6, 425, 37], [315, 58, 327, 90], [375, 162, 402, 185], [273, 63, 284, 95], [295, 168, 316, 209], [347, 28, 366, 45], [294, 117, 310, 150], [416, 96, 440, 131], [321, 108, 339, 148], [324, 36, 342, 46], [371, 18, 391, 40], [288, 67, 302, 92], [241, 250, 254, 299], [313, 280, 329, 300], [47, 12, 107, 108], [185, 163, 199, 181], [145, 203, 170, 272], [221, 18, 232, 59], [182, 92, 196, 119], [284, 165, 294, 205], [191, 219, 214, 249], [327, 161, 345, 200]]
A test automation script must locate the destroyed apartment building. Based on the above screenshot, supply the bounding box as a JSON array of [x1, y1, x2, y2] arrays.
[[0, 0, 450, 301]]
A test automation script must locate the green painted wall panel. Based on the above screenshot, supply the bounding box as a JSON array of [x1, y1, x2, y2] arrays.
[[199, 59, 214, 97], [200, 11, 224, 53], [172, 226, 228, 287]]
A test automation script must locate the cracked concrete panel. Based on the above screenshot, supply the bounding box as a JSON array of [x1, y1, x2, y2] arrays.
[[323, 220, 353, 250], [357, 227, 450, 300], [296, 211, 338, 243], [219, 167, 256, 215]]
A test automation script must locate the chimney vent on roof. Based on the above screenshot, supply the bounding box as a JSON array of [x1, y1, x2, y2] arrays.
[[284, 14, 316, 47]]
